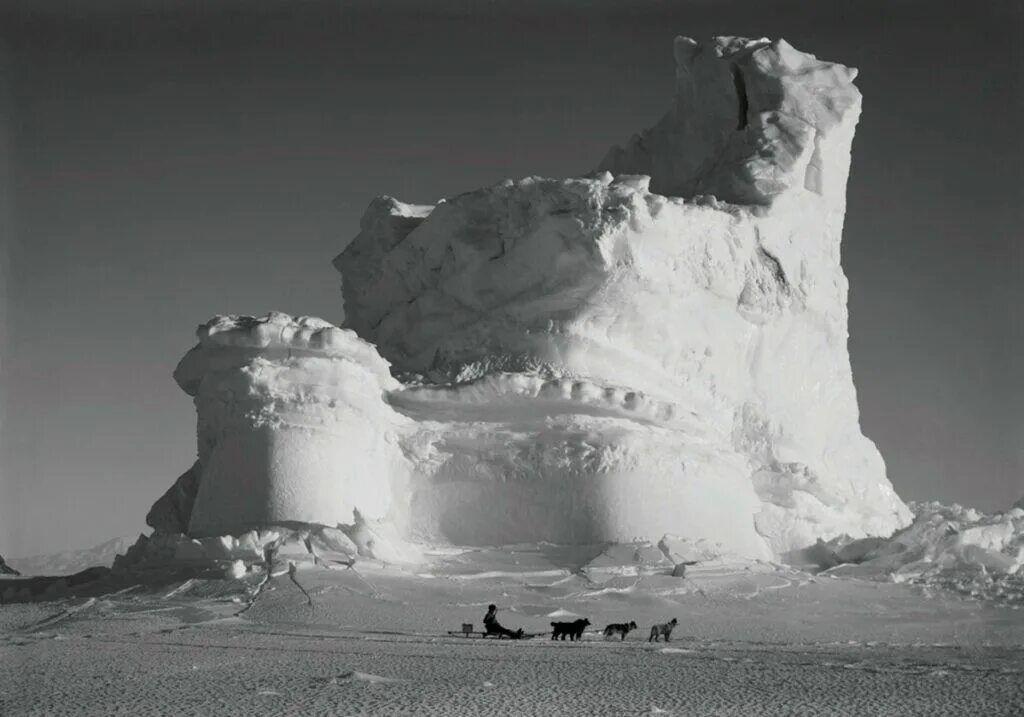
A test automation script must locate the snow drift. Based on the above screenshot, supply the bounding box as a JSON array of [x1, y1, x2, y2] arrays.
[[144, 35, 912, 564]]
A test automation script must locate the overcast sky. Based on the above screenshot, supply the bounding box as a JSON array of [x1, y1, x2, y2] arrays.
[[0, 1, 1021, 557]]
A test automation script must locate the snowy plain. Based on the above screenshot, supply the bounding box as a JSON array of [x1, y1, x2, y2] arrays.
[[3, 538, 1024, 716]]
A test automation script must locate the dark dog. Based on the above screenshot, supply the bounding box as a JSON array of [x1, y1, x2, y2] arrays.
[[648, 618, 678, 642], [602, 620, 638, 640], [551, 618, 590, 641]]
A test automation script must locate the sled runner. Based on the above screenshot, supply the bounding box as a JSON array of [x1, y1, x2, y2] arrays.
[[446, 623, 538, 639]]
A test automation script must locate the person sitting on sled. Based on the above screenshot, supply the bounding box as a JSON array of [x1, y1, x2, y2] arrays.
[[483, 604, 524, 639]]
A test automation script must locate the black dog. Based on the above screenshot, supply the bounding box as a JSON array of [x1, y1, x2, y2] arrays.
[[603, 620, 638, 640], [551, 618, 590, 641]]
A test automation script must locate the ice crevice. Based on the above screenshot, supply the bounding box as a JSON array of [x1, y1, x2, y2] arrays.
[[732, 65, 749, 131]]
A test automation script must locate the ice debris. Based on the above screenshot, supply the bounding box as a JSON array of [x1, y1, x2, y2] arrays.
[[809, 502, 1024, 603]]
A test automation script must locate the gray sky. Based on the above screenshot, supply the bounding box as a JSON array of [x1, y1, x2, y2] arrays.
[[0, 1, 1021, 557]]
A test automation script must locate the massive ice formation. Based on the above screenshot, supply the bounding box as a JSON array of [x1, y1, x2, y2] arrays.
[[147, 36, 911, 562], [334, 36, 910, 556]]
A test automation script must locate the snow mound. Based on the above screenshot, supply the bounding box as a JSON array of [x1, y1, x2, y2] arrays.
[[344, 508, 423, 565]]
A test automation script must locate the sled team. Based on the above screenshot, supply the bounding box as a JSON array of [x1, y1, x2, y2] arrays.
[[483, 604, 678, 642]]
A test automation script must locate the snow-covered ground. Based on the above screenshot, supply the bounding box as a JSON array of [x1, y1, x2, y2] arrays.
[[2, 542, 1022, 715]]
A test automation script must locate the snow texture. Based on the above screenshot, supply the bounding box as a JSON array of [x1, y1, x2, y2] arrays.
[[145, 36, 912, 561]]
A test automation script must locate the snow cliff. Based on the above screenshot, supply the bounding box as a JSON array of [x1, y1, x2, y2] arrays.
[[146, 35, 911, 562]]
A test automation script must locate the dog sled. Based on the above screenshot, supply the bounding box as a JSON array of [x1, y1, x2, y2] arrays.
[[446, 623, 539, 640]]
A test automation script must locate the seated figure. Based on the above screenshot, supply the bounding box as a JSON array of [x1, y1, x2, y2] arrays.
[[483, 604, 524, 639]]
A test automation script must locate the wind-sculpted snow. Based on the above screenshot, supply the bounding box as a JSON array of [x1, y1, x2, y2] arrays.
[[142, 36, 911, 562]]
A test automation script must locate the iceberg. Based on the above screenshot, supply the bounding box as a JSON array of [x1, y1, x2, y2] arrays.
[[144, 36, 912, 564]]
